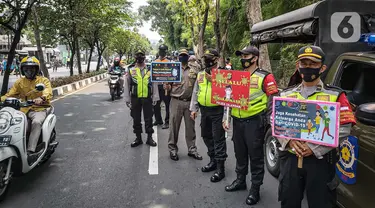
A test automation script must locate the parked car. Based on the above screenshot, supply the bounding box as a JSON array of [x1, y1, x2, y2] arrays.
[[251, 1, 375, 208]]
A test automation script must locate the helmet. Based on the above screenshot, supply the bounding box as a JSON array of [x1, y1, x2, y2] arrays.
[[20, 56, 40, 80], [159, 44, 168, 51], [114, 57, 120, 66]]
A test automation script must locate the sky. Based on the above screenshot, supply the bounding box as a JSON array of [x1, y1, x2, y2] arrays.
[[129, 0, 161, 42]]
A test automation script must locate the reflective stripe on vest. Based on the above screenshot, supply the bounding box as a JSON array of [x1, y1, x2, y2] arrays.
[[280, 84, 340, 154], [130, 67, 151, 98], [231, 70, 267, 118], [197, 72, 218, 107]]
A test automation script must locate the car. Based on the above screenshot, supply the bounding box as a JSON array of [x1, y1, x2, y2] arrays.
[[251, 1, 375, 208]]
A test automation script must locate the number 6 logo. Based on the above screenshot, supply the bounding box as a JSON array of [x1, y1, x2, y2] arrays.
[[331, 12, 361, 43]]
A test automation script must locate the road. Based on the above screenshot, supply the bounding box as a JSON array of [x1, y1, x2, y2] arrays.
[[0, 62, 100, 89], [0, 80, 308, 208]]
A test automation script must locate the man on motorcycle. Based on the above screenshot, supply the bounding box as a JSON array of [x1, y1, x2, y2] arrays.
[[109, 57, 125, 87], [1, 56, 52, 161]]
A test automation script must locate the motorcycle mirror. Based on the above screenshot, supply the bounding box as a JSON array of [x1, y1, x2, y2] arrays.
[[35, 83, 45, 92]]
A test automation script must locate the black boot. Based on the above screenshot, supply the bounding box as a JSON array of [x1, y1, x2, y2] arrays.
[[146, 134, 157, 147], [131, 134, 143, 147], [246, 185, 260, 205], [225, 175, 247, 192], [201, 158, 217, 172], [210, 160, 225, 183]]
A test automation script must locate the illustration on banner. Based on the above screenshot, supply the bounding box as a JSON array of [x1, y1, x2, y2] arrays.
[[211, 69, 251, 110], [272, 97, 340, 147]]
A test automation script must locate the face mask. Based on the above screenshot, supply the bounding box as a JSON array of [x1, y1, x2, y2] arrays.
[[240, 57, 255, 69], [136, 56, 145, 64], [179, 56, 189, 63], [24, 69, 35, 79], [159, 51, 166, 57], [204, 58, 217, 69], [299, 67, 321, 82]]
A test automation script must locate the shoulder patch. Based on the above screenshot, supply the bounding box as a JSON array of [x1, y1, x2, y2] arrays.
[[197, 73, 204, 83]]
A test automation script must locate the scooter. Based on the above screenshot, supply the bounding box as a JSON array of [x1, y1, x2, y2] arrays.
[[108, 70, 124, 101], [0, 84, 58, 201]]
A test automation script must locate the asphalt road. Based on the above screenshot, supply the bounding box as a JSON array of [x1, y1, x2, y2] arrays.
[[0, 80, 307, 208]]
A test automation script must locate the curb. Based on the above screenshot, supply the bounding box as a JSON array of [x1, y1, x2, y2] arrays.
[[52, 73, 108, 98]]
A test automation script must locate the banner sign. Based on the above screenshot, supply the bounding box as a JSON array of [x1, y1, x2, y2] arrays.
[[336, 135, 359, 185], [211, 69, 251, 110], [150, 62, 182, 82], [272, 97, 340, 147]]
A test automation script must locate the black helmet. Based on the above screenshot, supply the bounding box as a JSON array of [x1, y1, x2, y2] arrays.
[[159, 44, 168, 51]]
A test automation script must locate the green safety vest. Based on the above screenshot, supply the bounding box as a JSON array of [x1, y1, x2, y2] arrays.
[[280, 83, 341, 154], [231, 69, 269, 118], [129, 67, 152, 98], [197, 72, 219, 107]]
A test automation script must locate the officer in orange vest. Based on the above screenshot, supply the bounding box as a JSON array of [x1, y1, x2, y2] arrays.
[[153, 44, 171, 129], [190, 49, 227, 183]]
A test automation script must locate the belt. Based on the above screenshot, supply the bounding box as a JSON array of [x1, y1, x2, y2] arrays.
[[172, 96, 191, 102]]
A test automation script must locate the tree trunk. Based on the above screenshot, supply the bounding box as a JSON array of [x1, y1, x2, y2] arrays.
[[85, 48, 88, 65], [214, 0, 221, 53], [96, 52, 102, 71], [32, 6, 49, 79], [197, 4, 209, 59], [86, 45, 94, 73], [75, 37, 83, 74], [246, 0, 272, 72], [220, 5, 235, 67]]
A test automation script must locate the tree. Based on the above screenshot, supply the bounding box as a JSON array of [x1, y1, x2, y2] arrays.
[[108, 28, 132, 60], [31, 5, 49, 79], [0, 0, 39, 95]]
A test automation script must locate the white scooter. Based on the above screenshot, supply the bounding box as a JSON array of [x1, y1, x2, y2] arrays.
[[0, 84, 58, 201]]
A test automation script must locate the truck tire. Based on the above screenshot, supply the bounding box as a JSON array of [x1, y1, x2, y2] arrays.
[[264, 128, 280, 178]]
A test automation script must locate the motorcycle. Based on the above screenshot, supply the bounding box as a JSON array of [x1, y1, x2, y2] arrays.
[[0, 84, 58, 201], [108, 70, 124, 101]]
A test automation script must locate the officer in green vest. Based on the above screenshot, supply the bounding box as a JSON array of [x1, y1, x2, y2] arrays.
[[223, 46, 279, 205], [124, 49, 159, 147], [276, 46, 356, 208], [190, 49, 227, 183]]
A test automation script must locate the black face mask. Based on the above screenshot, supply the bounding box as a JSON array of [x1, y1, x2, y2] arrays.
[[159, 51, 167, 57], [179, 55, 189, 63], [136, 56, 145, 64], [24, 68, 37, 79], [204, 58, 217, 69], [240, 57, 255, 69], [299, 67, 321, 82]]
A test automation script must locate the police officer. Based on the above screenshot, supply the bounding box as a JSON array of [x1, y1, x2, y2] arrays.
[[153, 44, 171, 129], [190, 49, 227, 183], [223, 46, 279, 205], [276, 46, 356, 208], [124, 49, 159, 147], [165, 49, 202, 161]]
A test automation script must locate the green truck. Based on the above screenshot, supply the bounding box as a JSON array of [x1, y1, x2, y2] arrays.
[[251, 1, 375, 207]]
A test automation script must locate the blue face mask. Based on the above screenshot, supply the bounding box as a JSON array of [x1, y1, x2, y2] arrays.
[[179, 55, 189, 63]]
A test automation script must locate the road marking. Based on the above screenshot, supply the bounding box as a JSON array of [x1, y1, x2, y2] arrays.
[[148, 126, 158, 175], [51, 81, 101, 103]]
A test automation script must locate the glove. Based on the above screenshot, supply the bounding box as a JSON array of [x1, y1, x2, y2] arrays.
[[152, 101, 157, 106], [126, 102, 131, 108]]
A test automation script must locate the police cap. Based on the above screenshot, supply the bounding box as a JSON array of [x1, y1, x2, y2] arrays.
[[297, 46, 325, 63], [235, 46, 260, 57]]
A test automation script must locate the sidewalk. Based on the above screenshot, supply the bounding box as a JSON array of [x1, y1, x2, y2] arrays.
[[0, 61, 100, 89]]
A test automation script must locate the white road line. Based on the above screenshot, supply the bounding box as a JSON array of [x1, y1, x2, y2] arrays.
[[51, 82, 101, 103], [148, 126, 158, 175]]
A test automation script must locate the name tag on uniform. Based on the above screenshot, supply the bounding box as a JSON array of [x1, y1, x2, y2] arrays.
[[198, 74, 204, 83], [250, 77, 259, 88], [316, 95, 330, 101]]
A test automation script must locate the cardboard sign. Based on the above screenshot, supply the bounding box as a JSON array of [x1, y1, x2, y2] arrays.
[[272, 97, 340, 147], [211, 69, 251, 110], [150, 62, 182, 82]]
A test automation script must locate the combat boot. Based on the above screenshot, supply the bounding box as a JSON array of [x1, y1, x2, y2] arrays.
[[146, 134, 157, 147], [210, 160, 225, 182], [225, 174, 247, 192], [246, 184, 260, 205], [131, 134, 143, 147], [201, 157, 217, 172]]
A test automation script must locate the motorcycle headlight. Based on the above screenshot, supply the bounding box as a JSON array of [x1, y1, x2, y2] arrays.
[[0, 111, 12, 134]]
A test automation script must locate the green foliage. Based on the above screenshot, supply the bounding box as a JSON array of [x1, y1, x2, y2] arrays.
[[51, 69, 107, 88]]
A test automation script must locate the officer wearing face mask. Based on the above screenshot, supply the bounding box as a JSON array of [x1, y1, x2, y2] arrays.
[[164, 49, 202, 161], [190, 49, 227, 183], [153, 44, 171, 129], [276, 46, 356, 208], [124, 49, 160, 148], [222, 46, 279, 205]]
